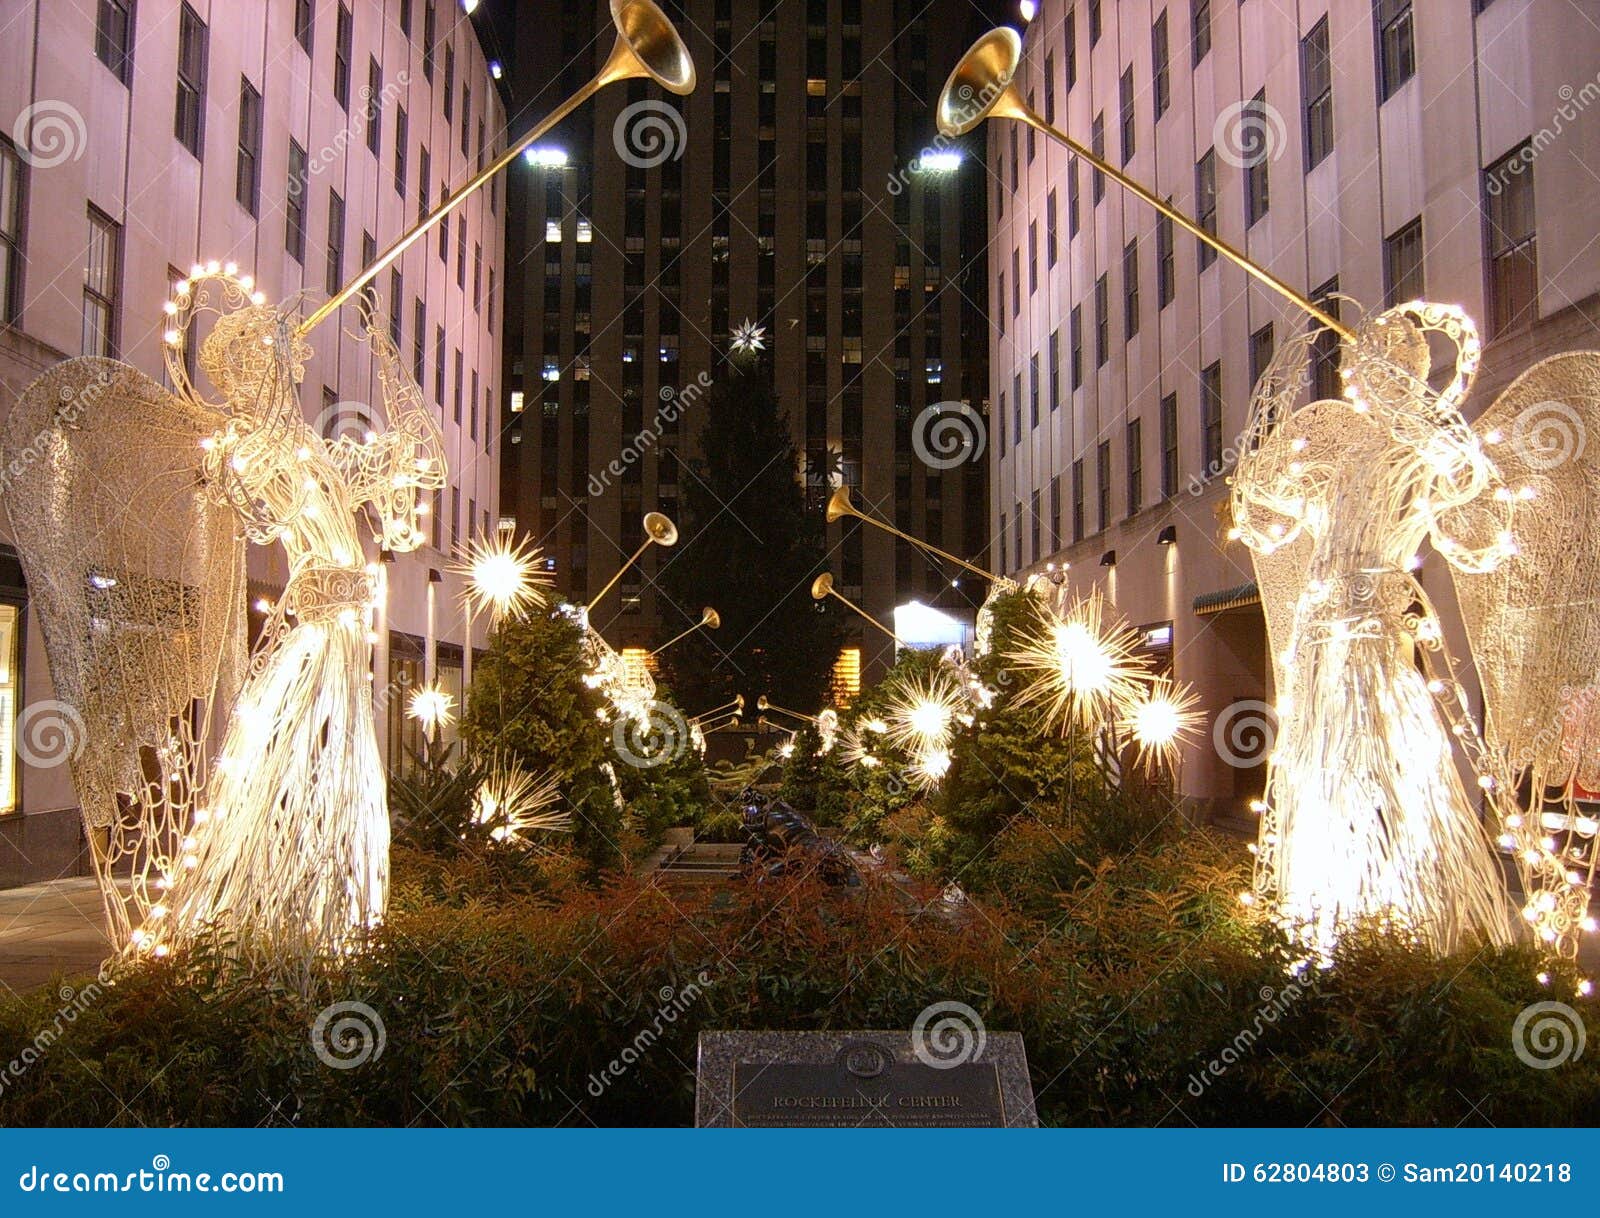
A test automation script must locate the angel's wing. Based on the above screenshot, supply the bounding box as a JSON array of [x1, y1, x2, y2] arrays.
[[1, 358, 247, 934], [1437, 351, 1600, 791]]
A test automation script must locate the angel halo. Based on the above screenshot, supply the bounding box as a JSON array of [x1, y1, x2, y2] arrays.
[[0, 267, 444, 973]]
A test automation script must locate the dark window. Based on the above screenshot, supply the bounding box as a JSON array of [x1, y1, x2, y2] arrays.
[[1096, 440, 1112, 531], [175, 5, 207, 157], [294, 0, 313, 52], [1071, 458, 1085, 541], [1068, 160, 1081, 235], [1191, 0, 1211, 65], [1485, 144, 1538, 334], [1126, 418, 1143, 516], [1090, 113, 1106, 202], [413, 299, 426, 384], [1029, 353, 1040, 428], [1123, 240, 1139, 339], [1094, 274, 1110, 367], [1310, 277, 1342, 399], [434, 324, 446, 405], [1046, 189, 1058, 266], [235, 78, 262, 216], [444, 45, 455, 122], [423, 2, 436, 80], [1160, 392, 1178, 497], [326, 190, 345, 297], [418, 147, 430, 223], [1049, 327, 1061, 411], [1070, 305, 1083, 388], [1200, 361, 1223, 473], [286, 140, 307, 262], [1049, 476, 1062, 552], [1377, 0, 1415, 102], [1012, 373, 1022, 445], [1157, 210, 1175, 306], [1028, 222, 1038, 294], [400, 0, 412, 38], [1011, 247, 1020, 315], [0, 139, 23, 323], [95, 0, 134, 84], [1044, 53, 1056, 124], [461, 85, 471, 157], [1195, 150, 1217, 269], [1030, 489, 1041, 563], [1249, 323, 1275, 389], [1302, 18, 1333, 169], [1119, 67, 1135, 165], [366, 58, 383, 155], [1244, 92, 1270, 226], [334, 5, 353, 110], [1152, 12, 1171, 117], [1384, 216, 1424, 305], [1089, 0, 1102, 46], [82, 206, 119, 357], [1065, 10, 1077, 88], [394, 107, 408, 196], [389, 269, 403, 346]]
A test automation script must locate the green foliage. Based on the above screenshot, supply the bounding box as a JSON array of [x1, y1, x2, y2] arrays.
[[777, 724, 850, 824], [3, 844, 1594, 1127], [656, 366, 841, 712]]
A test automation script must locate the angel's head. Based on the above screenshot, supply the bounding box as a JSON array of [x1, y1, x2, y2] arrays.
[[1346, 309, 1432, 414], [200, 303, 310, 404]]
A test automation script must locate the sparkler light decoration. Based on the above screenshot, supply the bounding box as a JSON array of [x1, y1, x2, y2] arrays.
[[1120, 677, 1204, 776], [881, 666, 970, 791], [730, 318, 767, 355], [452, 531, 551, 623], [472, 757, 570, 843], [1234, 299, 1600, 962], [1005, 588, 1150, 736], [407, 685, 457, 735]]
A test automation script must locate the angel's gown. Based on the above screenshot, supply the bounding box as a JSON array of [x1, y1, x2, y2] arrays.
[[167, 319, 438, 964], [1240, 315, 1516, 956]]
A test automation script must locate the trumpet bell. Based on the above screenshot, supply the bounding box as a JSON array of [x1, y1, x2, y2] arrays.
[[936, 27, 1027, 137], [824, 486, 856, 523], [605, 0, 697, 95], [702, 607, 722, 629], [757, 695, 771, 711], [810, 572, 834, 600], [643, 511, 679, 545]]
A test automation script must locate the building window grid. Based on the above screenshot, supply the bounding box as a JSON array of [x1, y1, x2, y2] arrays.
[[1377, 0, 1416, 102], [82, 206, 120, 358], [1302, 18, 1334, 170], [235, 77, 262, 216], [1126, 418, 1142, 516], [175, 4, 207, 157]]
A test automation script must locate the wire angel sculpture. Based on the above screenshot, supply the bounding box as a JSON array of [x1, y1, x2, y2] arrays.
[[0, 268, 444, 970], [1232, 299, 1599, 961]]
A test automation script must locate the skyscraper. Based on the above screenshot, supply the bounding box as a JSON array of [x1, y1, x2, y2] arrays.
[[501, 0, 994, 693]]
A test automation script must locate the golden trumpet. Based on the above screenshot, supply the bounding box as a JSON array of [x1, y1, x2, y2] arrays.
[[826, 486, 998, 583], [937, 27, 1350, 340], [300, 0, 696, 337], [589, 511, 680, 614], [756, 695, 820, 725], [649, 606, 721, 657], [810, 572, 905, 646]]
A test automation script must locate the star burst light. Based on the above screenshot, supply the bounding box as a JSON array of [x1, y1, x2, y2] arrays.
[[730, 318, 767, 355], [883, 668, 966, 755], [1120, 677, 1204, 775], [473, 757, 569, 843], [407, 685, 456, 733], [452, 532, 551, 622], [1006, 589, 1150, 733]]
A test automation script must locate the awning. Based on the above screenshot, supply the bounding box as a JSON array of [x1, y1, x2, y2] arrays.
[[1193, 580, 1260, 617]]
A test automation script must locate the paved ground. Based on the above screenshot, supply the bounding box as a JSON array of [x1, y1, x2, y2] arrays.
[[0, 878, 112, 997]]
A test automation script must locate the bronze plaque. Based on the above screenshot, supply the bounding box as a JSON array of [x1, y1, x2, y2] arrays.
[[730, 1040, 1009, 1128]]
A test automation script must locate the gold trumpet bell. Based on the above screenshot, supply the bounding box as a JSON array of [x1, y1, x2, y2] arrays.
[[824, 486, 856, 523], [937, 27, 1027, 137], [702, 607, 721, 629], [810, 573, 834, 599], [643, 511, 679, 545], [605, 0, 697, 95]]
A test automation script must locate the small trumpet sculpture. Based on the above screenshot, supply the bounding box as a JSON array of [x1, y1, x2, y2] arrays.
[[810, 573, 904, 646], [650, 606, 720, 658], [0, 0, 696, 972], [942, 24, 1600, 966]]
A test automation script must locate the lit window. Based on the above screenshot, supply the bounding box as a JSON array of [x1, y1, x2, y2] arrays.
[[545, 219, 561, 242]]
